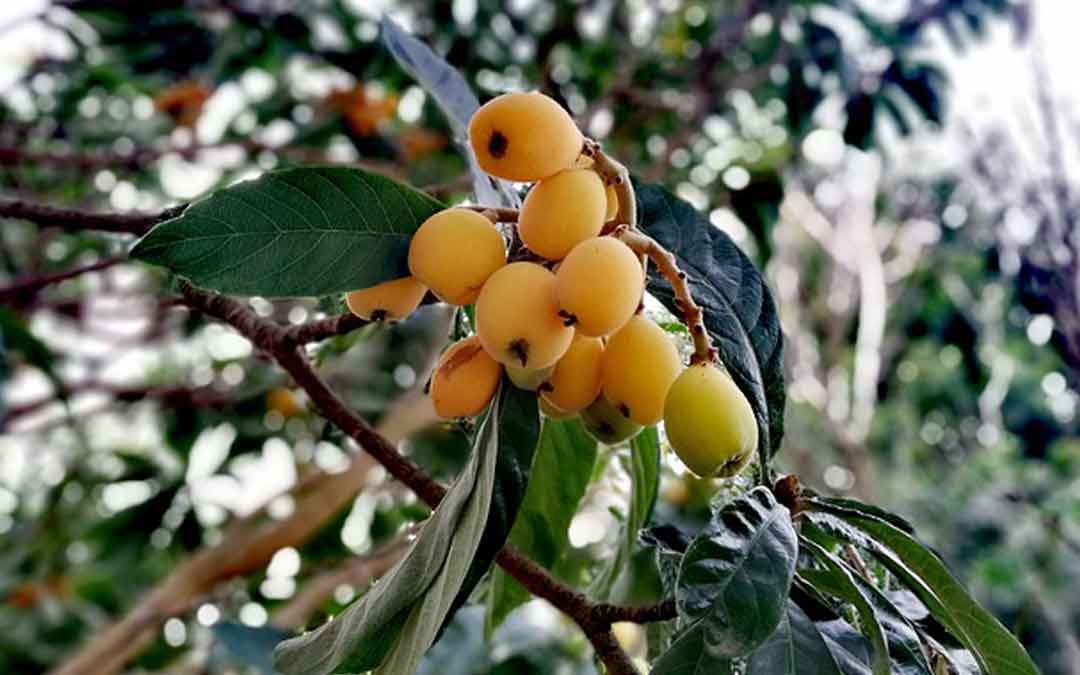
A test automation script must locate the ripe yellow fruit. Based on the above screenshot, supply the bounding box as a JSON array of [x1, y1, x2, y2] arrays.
[[345, 276, 427, 321], [664, 363, 757, 478], [408, 208, 506, 305], [604, 184, 618, 222], [580, 395, 642, 444], [468, 91, 583, 181], [539, 396, 575, 420], [541, 334, 604, 414], [506, 363, 555, 391], [476, 262, 575, 369], [601, 315, 682, 425], [519, 169, 606, 260], [556, 237, 643, 337], [430, 336, 502, 418]]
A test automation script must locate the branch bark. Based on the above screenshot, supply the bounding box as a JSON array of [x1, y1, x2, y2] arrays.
[[0, 198, 180, 235]]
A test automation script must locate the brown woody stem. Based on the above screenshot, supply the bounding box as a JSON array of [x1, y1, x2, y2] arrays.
[[615, 227, 716, 365]]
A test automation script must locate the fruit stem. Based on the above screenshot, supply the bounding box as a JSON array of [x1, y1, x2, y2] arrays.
[[462, 205, 519, 222], [585, 139, 637, 229], [614, 226, 717, 365]]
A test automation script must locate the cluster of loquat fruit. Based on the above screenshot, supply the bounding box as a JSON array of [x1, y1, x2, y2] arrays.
[[345, 92, 757, 479]]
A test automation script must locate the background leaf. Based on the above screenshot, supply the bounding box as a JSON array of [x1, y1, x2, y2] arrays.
[[635, 180, 785, 466], [211, 622, 291, 675], [592, 426, 661, 602], [675, 487, 797, 658], [486, 417, 596, 634], [132, 166, 444, 297]]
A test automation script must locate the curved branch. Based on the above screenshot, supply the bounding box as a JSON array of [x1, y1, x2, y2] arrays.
[[0, 198, 180, 235]]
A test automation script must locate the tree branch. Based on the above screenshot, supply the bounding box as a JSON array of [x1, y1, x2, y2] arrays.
[[176, 280, 674, 674], [0, 198, 180, 235], [0, 257, 123, 305]]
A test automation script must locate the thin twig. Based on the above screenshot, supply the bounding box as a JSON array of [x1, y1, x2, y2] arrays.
[[0, 257, 123, 305], [615, 227, 716, 364]]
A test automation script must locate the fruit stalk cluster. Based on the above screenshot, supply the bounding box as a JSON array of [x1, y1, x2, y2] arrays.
[[345, 92, 757, 479]]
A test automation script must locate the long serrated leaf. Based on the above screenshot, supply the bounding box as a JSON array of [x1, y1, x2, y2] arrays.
[[379, 17, 518, 208], [799, 539, 890, 675], [132, 166, 444, 297], [486, 417, 596, 634], [274, 386, 505, 674], [801, 537, 932, 675], [676, 487, 797, 658], [374, 387, 509, 675], [804, 512, 1039, 675], [442, 384, 539, 631], [635, 180, 785, 466], [806, 496, 916, 534], [743, 601, 852, 675]]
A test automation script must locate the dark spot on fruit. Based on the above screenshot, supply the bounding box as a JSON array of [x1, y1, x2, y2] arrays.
[[618, 403, 631, 418], [539, 381, 554, 393], [489, 131, 509, 158], [509, 338, 529, 366], [597, 421, 615, 437], [371, 309, 388, 322]]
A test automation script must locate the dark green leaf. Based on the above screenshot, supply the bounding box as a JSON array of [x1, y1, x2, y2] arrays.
[[132, 166, 444, 297], [640, 524, 692, 593], [806, 497, 915, 534], [801, 537, 932, 675], [676, 487, 797, 658], [744, 601, 859, 675], [804, 512, 1039, 675], [486, 417, 596, 634], [635, 180, 785, 466], [815, 619, 876, 675], [651, 626, 734, 675], [275, 384, 523, 674], [799, 538, 891, 675]]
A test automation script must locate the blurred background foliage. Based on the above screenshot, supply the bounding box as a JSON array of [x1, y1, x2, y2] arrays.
[[1, 0, 1079, 673]]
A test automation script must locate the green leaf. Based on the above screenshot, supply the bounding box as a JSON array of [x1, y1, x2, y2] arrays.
[[593, 426, 661, 602], [0, 307, 56, 379], [744, 601, 863, 675], [486, 417, 596, 634], [800, 537, 932, 675], [798, 542, 889, 675], [805, 511, 1039, 675], [635, 180, 785, 466], [805, 496, 915, 534], [651, 626, 735, 675], [274, 384, 523, 674], [676, 487, 798, 658], [442, 384, 540, 632], [131, 166, 444, 297]]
